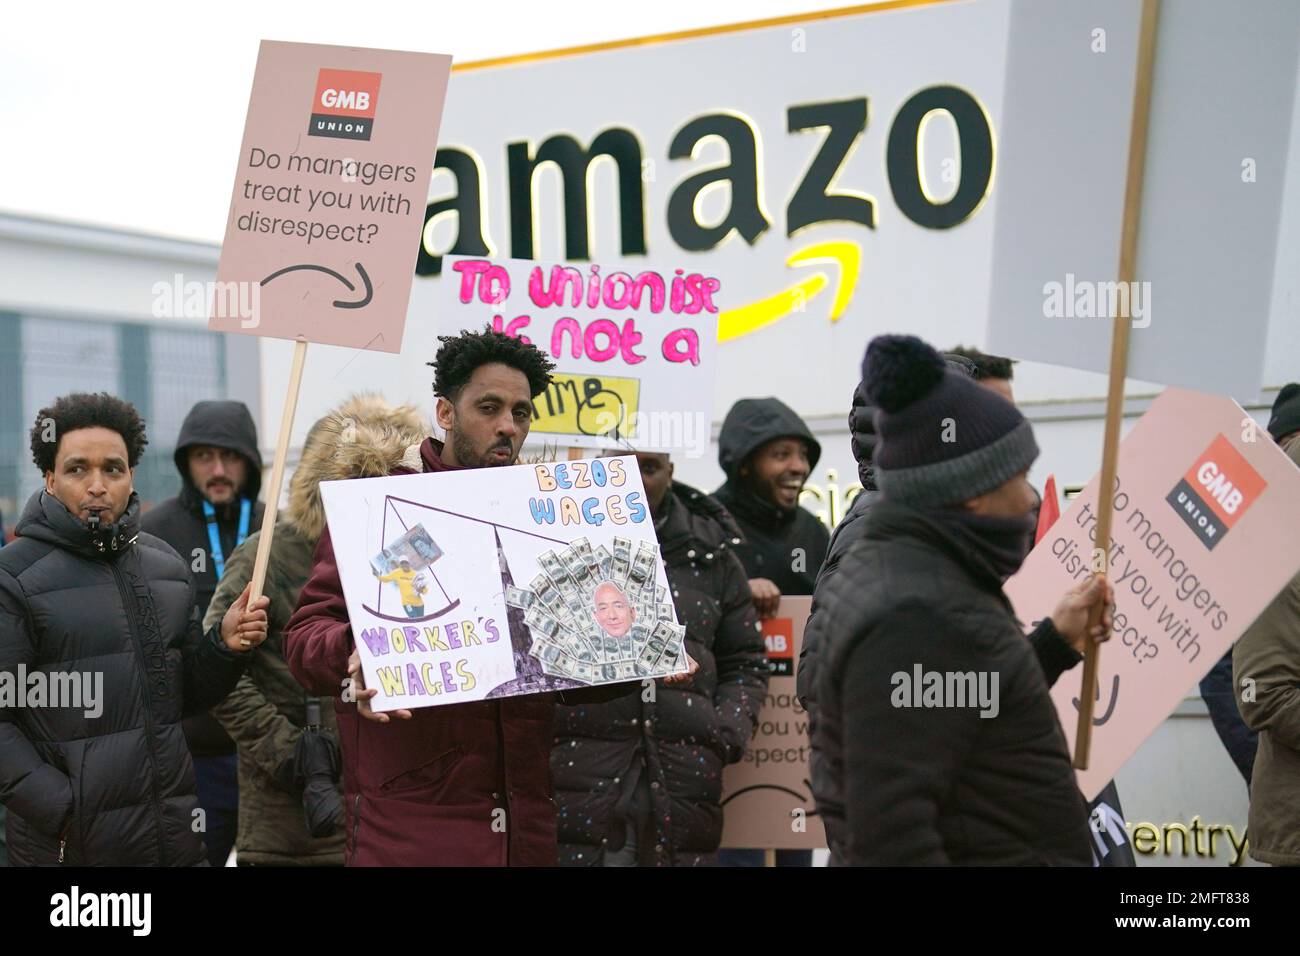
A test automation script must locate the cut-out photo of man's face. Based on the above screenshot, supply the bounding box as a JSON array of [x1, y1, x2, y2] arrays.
[[593, 581, 635, 638]]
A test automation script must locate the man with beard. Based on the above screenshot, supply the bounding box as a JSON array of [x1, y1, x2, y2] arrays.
[[143, 400, 264, 866], [284, 328, 688, 866]]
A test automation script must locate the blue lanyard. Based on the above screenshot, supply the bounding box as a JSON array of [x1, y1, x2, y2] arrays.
[[204, 498, 251, 581]]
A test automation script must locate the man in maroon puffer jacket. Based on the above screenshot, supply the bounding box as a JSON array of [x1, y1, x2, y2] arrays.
[[284, 328, 683, 866]]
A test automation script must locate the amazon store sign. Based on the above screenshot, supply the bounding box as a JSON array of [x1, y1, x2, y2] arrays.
[[417, 84, 991, 276], [412, 0, 1012, 419]]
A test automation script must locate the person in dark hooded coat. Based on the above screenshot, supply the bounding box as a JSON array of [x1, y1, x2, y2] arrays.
[[714, 397, 829, 612], [714, 397, 827, 866], [142, 400, 264, 866]]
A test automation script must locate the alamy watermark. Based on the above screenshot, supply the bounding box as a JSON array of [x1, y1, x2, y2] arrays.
[[50, 886, 150, 936], [1042, 273, 1151, 328], [891, 664, 1000, 718], [151, 273, 261, 328], [0, 666, 103, 719], [585, 408, 712, 459]]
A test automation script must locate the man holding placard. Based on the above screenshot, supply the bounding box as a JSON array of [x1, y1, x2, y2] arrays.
[[813, 336, 1113, 866], [284, 328, 686, 866]]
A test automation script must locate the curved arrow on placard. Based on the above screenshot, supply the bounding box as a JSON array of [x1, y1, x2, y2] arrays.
[[719, 783, 809, 806], [261, 262, 373, 309], [716, 240, 861, 343], [1073, 673, 1120, 727]]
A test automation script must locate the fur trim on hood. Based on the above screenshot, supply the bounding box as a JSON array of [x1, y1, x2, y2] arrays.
[[284, 393, 428, 542]]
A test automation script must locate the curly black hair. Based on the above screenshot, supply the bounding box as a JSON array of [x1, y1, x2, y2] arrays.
[[30, 392, 149, 473], [428, 325, 555, 402], [947, 345, 1015, 382]]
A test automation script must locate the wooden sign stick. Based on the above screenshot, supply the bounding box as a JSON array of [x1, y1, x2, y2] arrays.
[[1075, 0, 1160, 769], [249, 338, 309, 603]]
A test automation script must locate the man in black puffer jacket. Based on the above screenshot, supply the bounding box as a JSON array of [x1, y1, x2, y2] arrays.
[[800, 360, 976, 863], [0, 393, 268, 866], [553, 451, 767, 866], [813, 338, 1112, 866]]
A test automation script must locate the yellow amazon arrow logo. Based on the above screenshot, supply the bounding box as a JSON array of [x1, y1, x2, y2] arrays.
[[717, 240, 860, 343]]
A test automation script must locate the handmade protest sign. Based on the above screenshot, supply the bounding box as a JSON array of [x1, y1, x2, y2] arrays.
[[320, 456, 687, 711], [1004, 388, 1300, 800], [720, 597, 825, 850], [212, 40, 452, 352], [437, 256, 720, 452]]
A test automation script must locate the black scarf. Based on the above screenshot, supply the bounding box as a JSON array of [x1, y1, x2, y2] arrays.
[[923, 507, 1036, 582]]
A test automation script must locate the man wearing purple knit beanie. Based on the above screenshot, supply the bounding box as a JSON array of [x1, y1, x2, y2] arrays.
[[810, 334, 1114, 866]]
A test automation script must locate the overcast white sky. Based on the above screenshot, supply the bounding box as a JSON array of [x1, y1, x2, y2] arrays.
[[1, 0, 833, 244]]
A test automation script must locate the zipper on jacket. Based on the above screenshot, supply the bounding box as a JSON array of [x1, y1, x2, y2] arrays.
[[350, 703, 363, 862], [58, 837, 66, 864], [352, 794, 362, 856], [109, 559, 169, 867]]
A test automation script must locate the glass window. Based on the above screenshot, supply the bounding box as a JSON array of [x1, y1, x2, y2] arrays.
[[0, 313, 229, 537]]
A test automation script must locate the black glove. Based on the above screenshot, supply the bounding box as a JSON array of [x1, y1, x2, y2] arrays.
[[298, 729, 344, 838], [273, 728, 345, 838]]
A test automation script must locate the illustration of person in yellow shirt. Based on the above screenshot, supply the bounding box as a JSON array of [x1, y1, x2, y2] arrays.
[[373, 558, 427, 618]]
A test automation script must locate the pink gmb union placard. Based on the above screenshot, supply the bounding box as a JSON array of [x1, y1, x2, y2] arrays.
[[211, 40, 452, 352], [1005, 387, 1300, 800]]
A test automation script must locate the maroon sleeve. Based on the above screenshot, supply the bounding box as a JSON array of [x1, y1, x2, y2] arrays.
[[283, 527, 355, 697]]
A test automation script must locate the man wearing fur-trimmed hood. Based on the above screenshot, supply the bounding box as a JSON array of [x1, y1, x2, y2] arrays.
[[203, 394, 427, 866]]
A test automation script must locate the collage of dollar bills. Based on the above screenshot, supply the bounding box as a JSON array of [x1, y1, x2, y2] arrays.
[[504, 535, 687, 684]]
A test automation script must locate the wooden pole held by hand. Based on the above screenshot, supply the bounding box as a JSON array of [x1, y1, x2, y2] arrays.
[[249, 338, 309, 603], [1075, 0, 1160, 770]]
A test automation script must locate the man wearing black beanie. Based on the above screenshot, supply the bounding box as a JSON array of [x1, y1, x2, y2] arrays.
[[812, 335, 1113, 865]]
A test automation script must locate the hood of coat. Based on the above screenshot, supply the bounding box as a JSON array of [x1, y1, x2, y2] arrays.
[[16, 488, 142, 559], [717, 396, 822, 480], [716, 396, 823, 526], [172, 400, 263, 505], [283, 393, 429, 542]]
